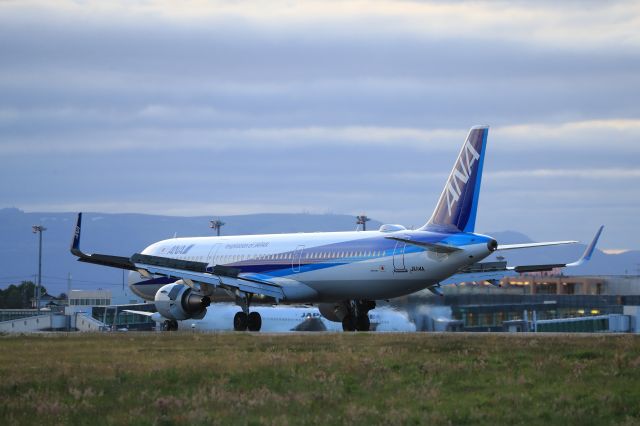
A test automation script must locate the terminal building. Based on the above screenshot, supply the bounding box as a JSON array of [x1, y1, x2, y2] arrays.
[[403, 274, 640, 332], [0, 287, 154, 332]]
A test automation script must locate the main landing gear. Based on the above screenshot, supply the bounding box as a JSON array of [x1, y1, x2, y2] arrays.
[[341, 300, 375, 332], [233, 293, 262, 331], [233, 311, 262, 331]]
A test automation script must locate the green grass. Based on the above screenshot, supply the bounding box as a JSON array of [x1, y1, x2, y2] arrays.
[[1, 333, 639, 425]]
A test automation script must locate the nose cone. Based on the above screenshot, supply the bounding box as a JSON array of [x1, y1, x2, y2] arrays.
[[487, 239, 498, 252]]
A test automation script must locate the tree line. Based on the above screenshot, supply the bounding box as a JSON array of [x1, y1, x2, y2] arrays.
[[0, 281, 66, 309]]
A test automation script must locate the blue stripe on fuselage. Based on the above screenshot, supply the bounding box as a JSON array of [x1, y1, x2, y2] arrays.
[[213, 231, 489, 278]]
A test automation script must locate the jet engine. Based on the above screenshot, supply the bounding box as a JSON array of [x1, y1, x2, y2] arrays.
[[318, 302, 346, 323], [154, 281, 211, 321]]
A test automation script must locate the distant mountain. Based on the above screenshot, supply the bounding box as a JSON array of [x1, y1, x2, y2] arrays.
[[1, 208, 637, 295]]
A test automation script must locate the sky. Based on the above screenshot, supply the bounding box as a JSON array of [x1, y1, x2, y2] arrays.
[[1, 0, 639, 251]]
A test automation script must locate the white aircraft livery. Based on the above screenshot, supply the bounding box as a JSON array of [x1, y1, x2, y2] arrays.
[[71, 126, 603, 331], [126, 304, 416, 332]]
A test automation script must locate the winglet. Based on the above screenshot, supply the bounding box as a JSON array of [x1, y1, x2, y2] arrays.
[[70, 213, 83, 257], [69, 213, 136, 270], [567, 225, 604, 267]]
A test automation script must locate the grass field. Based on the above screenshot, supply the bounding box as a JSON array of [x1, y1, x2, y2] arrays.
[[1, 332, 639, 425]]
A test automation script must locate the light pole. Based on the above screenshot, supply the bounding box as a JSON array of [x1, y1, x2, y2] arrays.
[[356, 215, 370, 231], [209, 218, 225, 236], [32, 225, 47, 310]]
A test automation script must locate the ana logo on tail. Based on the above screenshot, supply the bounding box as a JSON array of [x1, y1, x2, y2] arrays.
[[444, 139, 480, 217]]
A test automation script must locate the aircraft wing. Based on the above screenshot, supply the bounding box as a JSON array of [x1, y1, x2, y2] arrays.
[[122, 309, 155, 317], [439, 226, 604, 287], [70, 213, 285, 300], [132, 257, 286, 300]]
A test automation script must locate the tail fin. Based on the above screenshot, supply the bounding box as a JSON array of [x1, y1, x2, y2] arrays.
[[421, 125, 489, 233]]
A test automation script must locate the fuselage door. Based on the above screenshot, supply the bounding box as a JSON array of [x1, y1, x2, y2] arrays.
[[207, 244, 222, 267], [292, 245, 305, 273], [393, 241, 407, 272]]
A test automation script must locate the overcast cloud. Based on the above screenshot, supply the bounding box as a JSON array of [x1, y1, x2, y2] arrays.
[[1, 0, 639, 249]]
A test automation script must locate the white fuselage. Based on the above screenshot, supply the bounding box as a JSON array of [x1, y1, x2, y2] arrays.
[[129, 228, 495, 303]]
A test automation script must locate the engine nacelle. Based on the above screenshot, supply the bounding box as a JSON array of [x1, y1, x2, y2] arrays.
[[318, 302, 347, 323], [154, 282, 211, 321]]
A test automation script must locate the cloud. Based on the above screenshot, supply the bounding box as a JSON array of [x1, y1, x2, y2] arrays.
[[494, 119, 640, 149], [5, 1, 639, 50], [487, 168, 640, 180], [1, 1, 639, 249], [2, 117, 639, 155]]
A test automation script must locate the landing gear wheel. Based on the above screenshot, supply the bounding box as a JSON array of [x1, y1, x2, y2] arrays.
[[233, 312, 248, 331], [342, 315, 356, 331], [356, 315, 370, 331], [164, 320, 178, 331], [247, 312, 262, 331]]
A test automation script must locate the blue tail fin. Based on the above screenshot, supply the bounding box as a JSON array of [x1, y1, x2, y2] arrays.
[[421, 125, 489, 233]]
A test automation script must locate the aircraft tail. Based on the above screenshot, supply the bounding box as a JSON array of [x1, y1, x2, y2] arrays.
[[421, 125, 489, 233]]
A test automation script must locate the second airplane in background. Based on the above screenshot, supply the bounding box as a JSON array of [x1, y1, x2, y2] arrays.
[[127, 304, 417, 332]]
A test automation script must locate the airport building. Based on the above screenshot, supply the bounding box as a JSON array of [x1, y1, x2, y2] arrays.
[[404, 274, 640, 332], [67, 289, 154, 331], [68, 290, 111, 307], [0, 287, 152, 332]]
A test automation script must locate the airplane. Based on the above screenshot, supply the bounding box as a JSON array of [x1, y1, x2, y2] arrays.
[[125, 304, 416, 332], [70, 125, 603, 332]]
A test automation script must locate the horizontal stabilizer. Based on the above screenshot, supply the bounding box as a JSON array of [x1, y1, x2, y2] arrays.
[[497, 241, 577, 251], [441, 226, 604, 285], [385, 236, 461, 254]]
